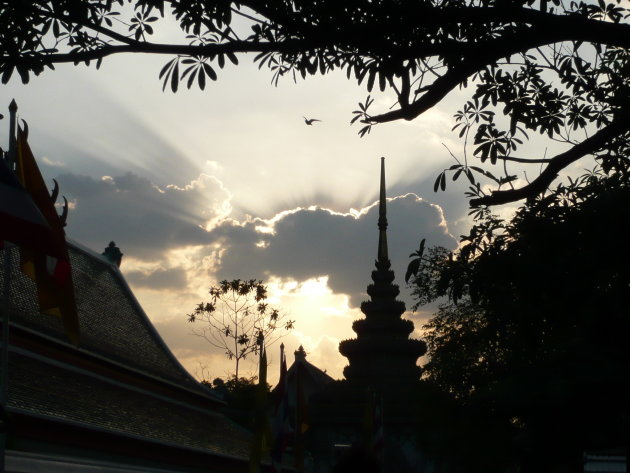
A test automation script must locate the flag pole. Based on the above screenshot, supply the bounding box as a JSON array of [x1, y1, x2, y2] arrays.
[[6, 100, 17, 170], [0, 99, 18, 473]]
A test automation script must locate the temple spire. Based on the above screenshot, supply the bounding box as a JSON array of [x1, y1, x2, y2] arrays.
[[338, 156, 426, 385], [377, 157, 389, 264]]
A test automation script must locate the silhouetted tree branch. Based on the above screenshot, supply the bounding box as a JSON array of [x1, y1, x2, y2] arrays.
[[2, 0, 628, 206], [471, 112, 630, 206], [33, 40, 309, 65]]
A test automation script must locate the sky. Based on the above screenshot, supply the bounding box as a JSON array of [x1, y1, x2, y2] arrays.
[[0, 18, 534, 382]]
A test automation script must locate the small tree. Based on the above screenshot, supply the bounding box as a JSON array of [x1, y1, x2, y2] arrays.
[[187, 279, 294, 379]]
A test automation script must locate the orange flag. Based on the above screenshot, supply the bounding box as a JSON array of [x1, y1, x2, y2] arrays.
[[15, 127, 79, 344]]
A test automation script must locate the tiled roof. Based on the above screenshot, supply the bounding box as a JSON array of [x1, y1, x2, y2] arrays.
[[288, 357, 335, 387], [8, 350, 252, 460], [1, 243, 203, 392], [0, 240, 257, 467]]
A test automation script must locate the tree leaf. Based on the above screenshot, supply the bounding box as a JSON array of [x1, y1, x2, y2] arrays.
[[203, 63, 217, 80], [405, 258, 420, 283], [171, 61, 179, 92], [198, 67, 206, 89], [434, 173, 442, 193]]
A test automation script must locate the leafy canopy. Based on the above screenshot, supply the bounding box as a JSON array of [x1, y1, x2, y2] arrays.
[[2, 0, 628, 205]]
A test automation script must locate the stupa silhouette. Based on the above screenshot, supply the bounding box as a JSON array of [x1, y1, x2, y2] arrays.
[[339, 157, 426, 385], [306, 158, 433, 473]]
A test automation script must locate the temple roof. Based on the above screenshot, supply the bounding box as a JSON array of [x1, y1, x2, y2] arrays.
[[287, 345, 335, 387], [270, 345, 334, 399], [3, 241, 209, 396], [0, 241, 254, 469], [8, 350, 250, 459]]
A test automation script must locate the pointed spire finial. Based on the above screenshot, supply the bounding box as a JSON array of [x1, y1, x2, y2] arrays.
[[377, 157, 389, 263], [295, 345, 307, 361], [102, 241, 123, 267]]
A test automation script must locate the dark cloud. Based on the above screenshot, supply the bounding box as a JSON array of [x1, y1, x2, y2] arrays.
[[58, 171, 231, 260], [391, 174, 474, 240], [211, 194, 458, 308], [58, 165, 457, 311], [125, 267, 188, 290]]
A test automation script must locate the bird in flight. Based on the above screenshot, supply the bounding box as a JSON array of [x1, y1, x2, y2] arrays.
[[303, 117, 321, 125]]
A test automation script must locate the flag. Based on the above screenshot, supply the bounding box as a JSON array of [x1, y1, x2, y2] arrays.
[[0, 157, 56, 254], [371, 393, 384, 456], [364, 390, 384, 462], [259, 345, 268, 391], [294, 362, 309, 473], [271, 344, 290, 473], [296, 364, 309, 434], [14, 127, 79, 344], [249, 345, 272, 473]]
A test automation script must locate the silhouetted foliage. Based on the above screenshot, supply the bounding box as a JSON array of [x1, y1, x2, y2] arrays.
[[408, 165, 630, 471], [203, 375, 269, 430], [187, 279, 294, 379], [412, 380, 514, 473], [2, 1, 628, 206]]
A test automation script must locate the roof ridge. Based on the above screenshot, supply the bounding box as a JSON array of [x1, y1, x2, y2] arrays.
[[10, 323, 222, 404], [82, 241, 216, 398]]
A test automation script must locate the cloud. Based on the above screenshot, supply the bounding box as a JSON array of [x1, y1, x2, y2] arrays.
[[59, 171, 232, 260], [209, 193, 458, 308], [125, 266, 188, 290], [42, 156, 67, 168], [57, 167, 458, 380], [59, 168, 457, 318]]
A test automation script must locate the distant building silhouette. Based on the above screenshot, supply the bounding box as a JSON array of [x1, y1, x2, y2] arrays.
[[274, 345, 334, 406]]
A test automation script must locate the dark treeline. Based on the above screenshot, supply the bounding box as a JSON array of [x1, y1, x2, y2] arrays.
[[408, 165, 630, 472]]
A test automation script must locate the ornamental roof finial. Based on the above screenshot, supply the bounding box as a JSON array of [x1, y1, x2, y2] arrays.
[[377, 157, 389, 264]]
